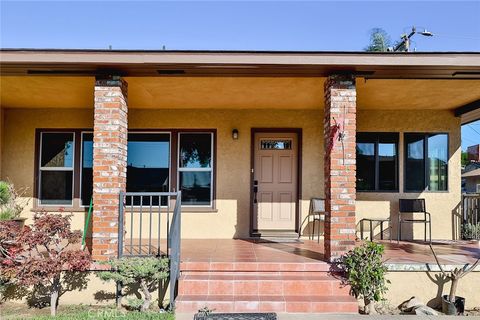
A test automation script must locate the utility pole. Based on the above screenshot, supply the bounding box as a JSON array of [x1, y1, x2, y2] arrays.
[[393, 26, 434, 52]]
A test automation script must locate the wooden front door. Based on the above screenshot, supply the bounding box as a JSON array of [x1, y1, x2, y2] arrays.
[[253, 132, 298, 231]]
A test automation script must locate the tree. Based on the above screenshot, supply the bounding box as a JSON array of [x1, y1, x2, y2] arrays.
[[338, 242, 390, 314], [0, 211, 91, 316], [364, 28, 392, 52], [97, 257, 169, 312]]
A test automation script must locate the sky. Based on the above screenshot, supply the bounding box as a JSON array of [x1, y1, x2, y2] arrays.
[[1, 1, 479, 148]]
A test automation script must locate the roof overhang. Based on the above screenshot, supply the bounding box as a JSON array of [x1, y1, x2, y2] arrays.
[[1, 49, 480, 79]]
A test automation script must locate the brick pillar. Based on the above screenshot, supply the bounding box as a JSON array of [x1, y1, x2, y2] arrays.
[[324, 74, 357, 262], [92, 76, 128, 261]]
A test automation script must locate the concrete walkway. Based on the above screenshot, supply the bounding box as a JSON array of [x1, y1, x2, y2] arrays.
[[176, 313, 479, 320]]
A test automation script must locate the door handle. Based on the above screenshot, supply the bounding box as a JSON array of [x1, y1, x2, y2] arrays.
[[253, 181, 258, 204]]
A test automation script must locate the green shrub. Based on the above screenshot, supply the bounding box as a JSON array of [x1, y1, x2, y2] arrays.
[[97, 257, 169, 312], [462, 223, 480, 240], [338, 242, 390, 314], [0, 181, 11, 205], [0, 181, 29, 220], [0, 208, 16, 221]]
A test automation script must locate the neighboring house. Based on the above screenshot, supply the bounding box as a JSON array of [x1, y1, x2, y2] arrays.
[[467, 144, 480, 162], [462, 161, 480, 193], [463, 167, 480, 193], [0, 49, 479, 263]]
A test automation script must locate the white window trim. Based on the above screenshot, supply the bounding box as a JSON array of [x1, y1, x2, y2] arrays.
[[177, 132, 214, 208], [38, 131, 75, 206]]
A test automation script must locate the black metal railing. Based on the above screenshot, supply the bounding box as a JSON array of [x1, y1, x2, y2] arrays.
[[118, 191, 182, 308], [462, 194, 480, 240]]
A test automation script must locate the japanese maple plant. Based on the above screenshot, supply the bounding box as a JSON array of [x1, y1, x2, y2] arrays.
[[0, 211, 91, 316]]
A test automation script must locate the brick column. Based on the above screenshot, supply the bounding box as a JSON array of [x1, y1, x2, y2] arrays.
[[324, 74, 357, 261], [92, 76, 128, 261]]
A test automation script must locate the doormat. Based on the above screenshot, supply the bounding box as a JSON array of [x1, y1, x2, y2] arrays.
[[194, 313, 277, 320]]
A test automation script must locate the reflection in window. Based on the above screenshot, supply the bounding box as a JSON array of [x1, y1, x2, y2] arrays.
[[356, 133, 398, 192], [405, 133, 448, 191], [180, 133, 212, 168], [260, 140, 292, 150], [428, 134, 448, 191], [39, 132, 74, 205], [179, 133, 213, 206], [127, 133, 170, 206], [356, 142, 375, 191], [81, 133, 93, 206], [179, 172, 212, 205]]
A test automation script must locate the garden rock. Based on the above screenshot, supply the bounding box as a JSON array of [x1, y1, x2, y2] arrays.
[[414, 305, 439, 316], [400, 296, 424, 312]]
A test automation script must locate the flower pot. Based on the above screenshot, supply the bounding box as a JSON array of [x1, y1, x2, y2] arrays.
[[442, 295, 465, 315]]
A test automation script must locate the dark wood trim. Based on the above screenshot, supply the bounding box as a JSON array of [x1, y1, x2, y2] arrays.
[[454, 99, 480, 117], [250, 128, 303, 236], [33, 128, 217, 211]]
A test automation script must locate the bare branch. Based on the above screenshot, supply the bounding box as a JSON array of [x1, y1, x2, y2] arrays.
[[429, 244, 447, 276]]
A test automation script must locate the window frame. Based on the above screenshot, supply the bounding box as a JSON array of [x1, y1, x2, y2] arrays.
[[177, 132, 215, 208], [404, 132, 449, 193], [356, 132, 399, 193], [36, 130, 79, 207], [34, 128, 217, 211]]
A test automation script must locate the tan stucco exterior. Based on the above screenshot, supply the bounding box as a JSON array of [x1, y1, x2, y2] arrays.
[[2, 76, 480, 111], [0, 105, 462, 240], [356, 109, 462, 240]]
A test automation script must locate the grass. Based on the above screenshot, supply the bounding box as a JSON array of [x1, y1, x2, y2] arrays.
[[0, 303, 175, 320]]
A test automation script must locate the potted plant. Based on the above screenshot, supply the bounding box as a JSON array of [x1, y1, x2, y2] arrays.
[[429, 244, 479, 315], [338, 241, 390, 314], [0, 181, 29, 227]]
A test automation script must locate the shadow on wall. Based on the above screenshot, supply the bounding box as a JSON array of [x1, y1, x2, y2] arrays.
[[3, 272, 90, 308], [451, 201, 462, 240], [425, 271, 450, 309], [94, 276, 169, 309]]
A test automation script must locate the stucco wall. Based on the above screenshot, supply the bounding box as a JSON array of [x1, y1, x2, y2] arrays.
[[1, 108, 324, 238], [356, 109, 462, 240], [2, 107, 461, 240]]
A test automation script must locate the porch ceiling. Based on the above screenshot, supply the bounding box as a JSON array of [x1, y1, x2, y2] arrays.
[[1, 75, 480, 110]]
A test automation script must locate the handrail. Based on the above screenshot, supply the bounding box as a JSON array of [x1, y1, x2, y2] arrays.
[[118, 191, 182, 309], [168, 191, 181, 310]]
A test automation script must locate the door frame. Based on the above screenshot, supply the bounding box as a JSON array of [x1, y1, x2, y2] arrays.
[[250, 128, 303, 236]]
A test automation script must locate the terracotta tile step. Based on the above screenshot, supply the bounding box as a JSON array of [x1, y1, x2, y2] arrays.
[[178, 273, 349, 296], [175, 294, 358, 313], [180, 261, 331, 272]]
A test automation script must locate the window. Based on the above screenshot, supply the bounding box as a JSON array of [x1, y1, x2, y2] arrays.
[[178, 133, 213, 206], [36, 129, 215, 209], [356, 133, 399, 192], [477, 184, 480, 193], [405, 133, 448, 192], [39, 132, 75, 205], [127, 133, 170, 206]]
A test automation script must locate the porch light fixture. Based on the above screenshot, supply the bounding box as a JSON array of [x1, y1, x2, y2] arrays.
[[232, 129, 239, 140]]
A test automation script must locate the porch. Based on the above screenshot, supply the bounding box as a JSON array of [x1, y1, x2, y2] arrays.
[[173, 239, 480, 313]]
